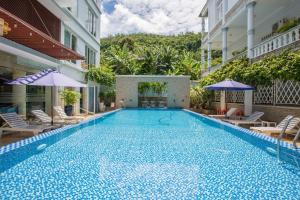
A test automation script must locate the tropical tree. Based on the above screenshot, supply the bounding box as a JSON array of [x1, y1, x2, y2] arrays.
[[105, 46, 139, 75]]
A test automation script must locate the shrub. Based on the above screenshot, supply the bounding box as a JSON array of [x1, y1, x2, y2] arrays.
[[60, 89, 81, 106]]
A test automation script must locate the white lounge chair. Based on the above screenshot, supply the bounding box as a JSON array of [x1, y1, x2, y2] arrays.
[[223, 111, 264, 126], [0, 112, 51, 137], [53, 106, 84, 123], [209, 107, 238, 119], [250, 115, 300, 134], [31, 110, 67, 126]]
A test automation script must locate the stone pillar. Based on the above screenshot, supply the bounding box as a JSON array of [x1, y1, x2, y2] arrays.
[[222, 27, 228, 64], [12, 70, 26, 116], [244, 90, 253, 116], [220, 90, 226, 111], [207, 42, 212, 70], [201, 48, 206, 72], [247, 1, 256, 59]]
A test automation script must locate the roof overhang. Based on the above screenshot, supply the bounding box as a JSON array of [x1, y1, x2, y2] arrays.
[[0, 7, 84, 60], [36, 0, 70, 21], [199, 1, 208, 17]]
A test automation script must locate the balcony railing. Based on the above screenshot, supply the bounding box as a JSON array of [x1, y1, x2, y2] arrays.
[[253, 24, 300, 58]]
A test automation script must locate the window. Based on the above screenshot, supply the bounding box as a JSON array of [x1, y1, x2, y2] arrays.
[[64, 30, 78, 63], [216, 0, 223, 22], [64, 30, 71, 48], [87, 9, 97, 36], [85, 45, 96, 68]]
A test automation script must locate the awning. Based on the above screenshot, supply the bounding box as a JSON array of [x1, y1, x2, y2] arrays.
[[0, 7, 84, 60]]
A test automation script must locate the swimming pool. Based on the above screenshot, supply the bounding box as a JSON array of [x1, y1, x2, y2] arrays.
[[0, 109, 299, 199]]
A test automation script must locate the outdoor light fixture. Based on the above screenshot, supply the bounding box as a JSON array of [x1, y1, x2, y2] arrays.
[[0, 18, 11, 36]]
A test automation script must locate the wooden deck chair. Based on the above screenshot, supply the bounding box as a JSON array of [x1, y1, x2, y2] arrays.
[[0, 112, 52, 137]]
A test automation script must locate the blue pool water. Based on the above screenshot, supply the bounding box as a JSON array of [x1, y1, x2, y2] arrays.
[[0, 109, 300, 199]]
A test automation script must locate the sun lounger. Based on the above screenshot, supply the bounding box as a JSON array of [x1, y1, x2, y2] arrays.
[[223, 111, 264, 126], [53, 106, 84, 123], [0, 112, 52, 137], [31, 110, 67, 126], [250, 115, 300, 134], [209, 107, 238, 119]]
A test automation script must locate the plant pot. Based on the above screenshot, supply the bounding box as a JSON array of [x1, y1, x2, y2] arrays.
[[64, 105, 73, 116]]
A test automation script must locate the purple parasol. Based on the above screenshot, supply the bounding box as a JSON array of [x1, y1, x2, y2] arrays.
[[204, 80, 254, 91], [6, 69, 86, 124]]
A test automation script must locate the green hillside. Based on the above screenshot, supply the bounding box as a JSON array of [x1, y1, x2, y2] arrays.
[[99, 33, 220, 80]]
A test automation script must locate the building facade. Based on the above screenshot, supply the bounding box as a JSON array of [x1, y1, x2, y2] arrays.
[[0, 0, 101, 116], [200, 0, 300, 76]]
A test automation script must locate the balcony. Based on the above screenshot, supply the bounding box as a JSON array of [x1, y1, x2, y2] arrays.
[[253, 24, 300, 58], [0, 0, 84, 60]]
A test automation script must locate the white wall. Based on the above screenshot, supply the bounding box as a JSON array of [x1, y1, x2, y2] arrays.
[[208, 0, 216, 32], [116, 76, 191, 109], [253, 2, 300, 46], [227, 0, 239, 12]]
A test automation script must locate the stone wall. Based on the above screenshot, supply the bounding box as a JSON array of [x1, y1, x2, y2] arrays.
[[116, 75, 190, 108]]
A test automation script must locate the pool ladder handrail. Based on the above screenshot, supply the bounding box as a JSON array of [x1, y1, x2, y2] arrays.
[[293, 129, 300, 149], [277, 116, 294, 161]]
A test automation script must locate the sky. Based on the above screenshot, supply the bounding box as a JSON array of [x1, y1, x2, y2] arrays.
[[101, 0, 206, 38]]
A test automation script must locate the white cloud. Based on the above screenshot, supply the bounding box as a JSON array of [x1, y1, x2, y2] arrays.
[[101, 0, 206, 37]]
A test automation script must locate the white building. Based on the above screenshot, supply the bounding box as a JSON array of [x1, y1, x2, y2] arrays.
[[0, 0, 101, 116], [200, 0, 300, 76]]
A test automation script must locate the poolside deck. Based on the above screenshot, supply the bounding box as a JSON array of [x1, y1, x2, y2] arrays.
[[0, 113, 104, 147], [1, 110, 299, 148]]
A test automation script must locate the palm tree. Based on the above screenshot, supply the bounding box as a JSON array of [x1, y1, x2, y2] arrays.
[[105, 46, 140, 75]]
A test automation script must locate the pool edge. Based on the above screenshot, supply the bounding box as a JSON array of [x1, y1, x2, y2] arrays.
[[0, 109, 122, 155], [183, 109, 300, 154]]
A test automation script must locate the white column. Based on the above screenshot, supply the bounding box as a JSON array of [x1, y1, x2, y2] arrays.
[[12, 70, 26, 116], [207, 42, 212, 70], [222, 0, 228, 25], [247, 1, 256, 59], [244, 90, 253, 116], [201, 17, 206, 72], [82, 87, 89, 114], [201, 48, 206, 72], [220, 90, 226, 111], [201, 17, 205, 34], [222, 27, 228, 64], [74, 87, 80, 115]]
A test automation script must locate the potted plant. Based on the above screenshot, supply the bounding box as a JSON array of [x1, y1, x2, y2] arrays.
[[60, 89, 81, 116]]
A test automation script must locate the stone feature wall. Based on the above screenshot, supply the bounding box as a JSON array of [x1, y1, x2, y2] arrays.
[[116, 75, 190, 109]]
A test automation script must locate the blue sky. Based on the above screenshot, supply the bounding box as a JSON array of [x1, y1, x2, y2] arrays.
[[101, 0, 206, 37], [102, 0, 116, 14]]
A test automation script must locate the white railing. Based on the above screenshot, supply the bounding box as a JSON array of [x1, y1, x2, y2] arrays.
[[253, 24, 300, 58]]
